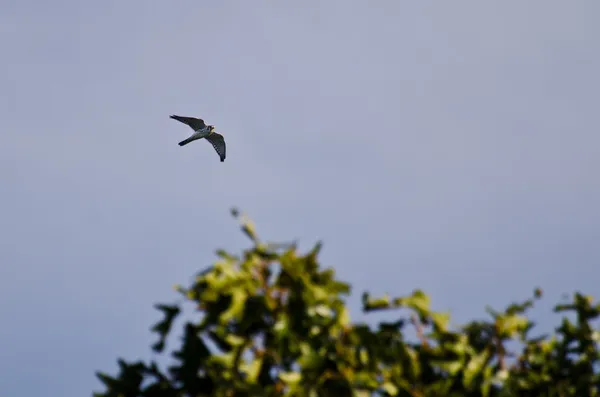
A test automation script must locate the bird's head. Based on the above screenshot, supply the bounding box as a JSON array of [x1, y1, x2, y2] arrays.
[[208, 125, 215, 132]]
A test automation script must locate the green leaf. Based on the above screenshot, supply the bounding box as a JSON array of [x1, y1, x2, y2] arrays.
[[338, 306, 351, 326], [496, 314, 529, 337], [463, 350, 489, 387], [230, 207, 260, 243], [220, 289, 247, 323], [363, 294, 390, 311], [395, 289, 431, 318], [150, 304, 180, 353], [242, 356, 263, 383], [225, 334, 245, 347], [298, 343, 323, 370], [314, 304, 333, 318], [381, 382, 398, 396], [279, 371, 302, 384], [431, 311, 450, 332]]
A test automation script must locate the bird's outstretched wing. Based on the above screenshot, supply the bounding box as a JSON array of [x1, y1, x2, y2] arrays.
[[169, 115, 206, 131], [206, 133, 226, 162]]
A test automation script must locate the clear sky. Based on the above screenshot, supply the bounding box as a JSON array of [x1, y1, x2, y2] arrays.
[[1, 1, 599, 396]]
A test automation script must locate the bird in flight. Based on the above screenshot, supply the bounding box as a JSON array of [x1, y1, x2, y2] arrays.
[[169, 115, 226, 162]]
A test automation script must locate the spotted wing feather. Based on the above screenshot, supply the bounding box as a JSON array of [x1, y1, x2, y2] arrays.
[[169, 115, 206, 131], [206, 133, 226, 162]]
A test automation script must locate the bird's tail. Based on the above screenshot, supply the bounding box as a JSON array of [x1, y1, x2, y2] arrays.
[[178, 137, 195, 146]]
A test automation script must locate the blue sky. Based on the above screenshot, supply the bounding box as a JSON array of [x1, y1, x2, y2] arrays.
[[1, 1, 599, 395]]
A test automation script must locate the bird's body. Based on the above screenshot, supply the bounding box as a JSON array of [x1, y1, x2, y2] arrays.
[[170, 115, 226, 162], [178, 128, 212, 146]]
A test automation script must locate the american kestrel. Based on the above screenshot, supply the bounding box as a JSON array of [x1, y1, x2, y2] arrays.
[[170, 115, 226, 162]]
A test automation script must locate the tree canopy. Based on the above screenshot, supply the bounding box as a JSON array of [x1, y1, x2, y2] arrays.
[[95, 209, 600, 397]]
